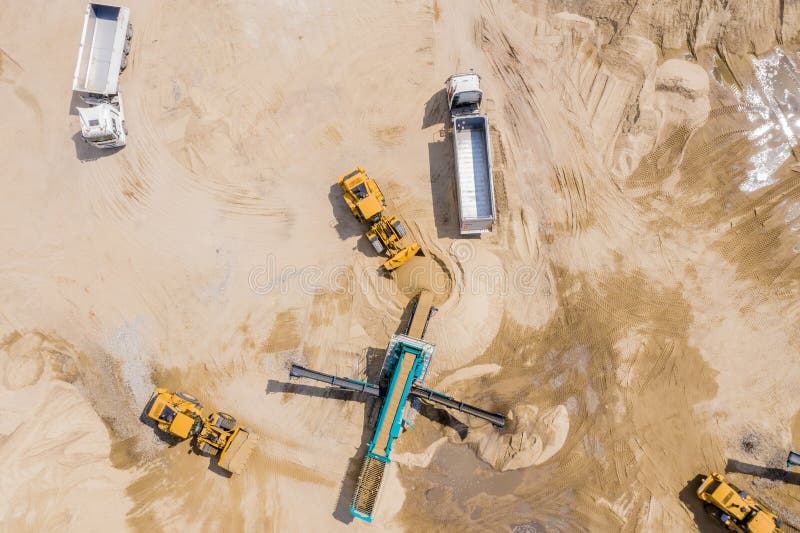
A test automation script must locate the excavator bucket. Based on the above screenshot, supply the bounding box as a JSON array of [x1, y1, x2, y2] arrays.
[[218, 428, 259, 474], [383, 243, 421, 271]]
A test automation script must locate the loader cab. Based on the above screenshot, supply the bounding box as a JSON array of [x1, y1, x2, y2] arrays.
[[446, 73, 483, 115], [147, 394, 204, 439], [77, 103, 126, 148], [338, 167, 385, 223]]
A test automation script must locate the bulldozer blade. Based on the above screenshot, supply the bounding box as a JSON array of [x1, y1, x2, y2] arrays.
[[219, 429, 259, 474], [383, 243, 421, 271]]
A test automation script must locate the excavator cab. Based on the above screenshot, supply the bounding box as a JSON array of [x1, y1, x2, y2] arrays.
[[338, 166, 386, 223]]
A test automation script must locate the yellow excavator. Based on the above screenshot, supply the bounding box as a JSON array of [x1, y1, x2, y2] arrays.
[[337, 166, 422, 271], [696, 472, 784, 533], [145, 388, 258, 475]]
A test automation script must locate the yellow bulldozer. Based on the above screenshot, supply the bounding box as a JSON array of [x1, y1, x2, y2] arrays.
[[696, 472, 784, 533], [337, 166, 422, 271], [145, 388, 258, 475]]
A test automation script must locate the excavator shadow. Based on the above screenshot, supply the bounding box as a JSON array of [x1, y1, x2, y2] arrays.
[[725, 458, 800, 485]]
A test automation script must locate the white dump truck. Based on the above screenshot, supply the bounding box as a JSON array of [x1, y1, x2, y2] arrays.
[[72, 3, 132, 149], [446, 73, 496, 234]]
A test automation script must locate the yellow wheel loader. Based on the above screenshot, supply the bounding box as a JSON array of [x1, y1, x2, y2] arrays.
[[696, 472, 784, 533], [336, 166, 423, 271], [145, 388, 258, 475], [338, 166, 386, 223], [366, 216, 422, 271]]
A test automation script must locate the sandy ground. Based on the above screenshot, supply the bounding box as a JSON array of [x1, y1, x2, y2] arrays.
[[2, 0, 800, 531]]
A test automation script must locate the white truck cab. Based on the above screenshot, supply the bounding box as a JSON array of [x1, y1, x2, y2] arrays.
[[446, 73, 483, 115], [77, 95, 126, 148], [72, 3, 131, 149]]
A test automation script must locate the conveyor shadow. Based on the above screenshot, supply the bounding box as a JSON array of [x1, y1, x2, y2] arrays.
[[726, 458, 800, 485]]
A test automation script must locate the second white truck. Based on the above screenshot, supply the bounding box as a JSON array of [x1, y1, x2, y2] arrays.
[[446, 72, 496, 235], [72, 3, 132, 149]]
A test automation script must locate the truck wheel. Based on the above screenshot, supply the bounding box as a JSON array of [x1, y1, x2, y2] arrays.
[[369, 236, 385, 255], [120, 55, 128, 71], [176, 392, 200, 405], [200, 442, 219, 456], [124, 39, 131, 55], [123, 122, 128, 135], [703, 503, 723, 523], [127, 23, 133, 40], [392, 220, 407, 238], [216, 412, 237, 431]]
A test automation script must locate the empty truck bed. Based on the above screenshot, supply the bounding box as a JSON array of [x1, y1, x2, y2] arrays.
[[74, 4, 128, 94], [454, 116, 493, 220]]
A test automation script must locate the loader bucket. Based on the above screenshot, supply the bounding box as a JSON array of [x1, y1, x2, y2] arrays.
[[788, 450, 800, 468], [383, 243, 421, 271], [218, 428, 259, 474]]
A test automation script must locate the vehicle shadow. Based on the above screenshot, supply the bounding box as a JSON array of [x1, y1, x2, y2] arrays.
[[68, 91, 83, 116], [422, 88, 448, 129], [204, 451, 234, 478], [423, 89, 463, 240], [427, 138, 460, 240], [328, 182, 363, 240], [72, 132, 123, 161], [726, 458, 800, 485], [678, 474, 721, 532]]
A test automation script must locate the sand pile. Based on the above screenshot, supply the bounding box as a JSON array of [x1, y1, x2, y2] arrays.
[[0, 333, 133, 530], [470, 404, 569, 471]]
